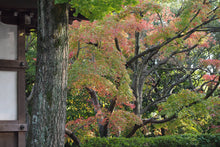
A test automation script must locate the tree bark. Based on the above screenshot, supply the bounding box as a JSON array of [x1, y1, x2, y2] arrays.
[[27, 0, 69, 146], [132, 31, 142, 117]]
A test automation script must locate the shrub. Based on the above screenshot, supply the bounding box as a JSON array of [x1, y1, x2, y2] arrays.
[[66, 134, 220, 147]]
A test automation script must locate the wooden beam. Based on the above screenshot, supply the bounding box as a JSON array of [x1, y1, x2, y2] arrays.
[[0, 124, 27, 132]]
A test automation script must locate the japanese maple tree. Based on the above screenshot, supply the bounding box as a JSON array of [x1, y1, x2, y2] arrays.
[[66, 0, 220, 142]]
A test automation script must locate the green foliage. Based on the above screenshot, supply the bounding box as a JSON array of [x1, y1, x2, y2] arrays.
[[70, 134, 220, 147], [68, 45, 134, 103], [54, 0, 68, 4], [66, 89, 95, 122], [109, 110, 142, 136], [66, 0, 219, 138], [159, 89, 203, 117], [156, 90, 220, 134], [24, 0, 220, 144], [25, 33, 37, 95], [55, 0, 138, 20], [65, 117, 99, 144]]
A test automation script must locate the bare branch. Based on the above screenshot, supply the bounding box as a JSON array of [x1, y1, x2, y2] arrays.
[[114, 38, 121, 52], [65, 128, 81, 147], [85, 87, 100, 108], [143, 114, 177, 125], [135, 32, 140, 57], [76, 41, 81, 59], [197, 27, 220, 32], [156, 12, 164, 27], [204, 76, 220, 99], [126, 114, 177, 138], [108, 97, 117, 113], [183, 15, 217, 40], [87, 42, 98, 47], [141, 69, 196, 114]]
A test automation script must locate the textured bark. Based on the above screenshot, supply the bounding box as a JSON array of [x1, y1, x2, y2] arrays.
[[27, 0, 69, 146]]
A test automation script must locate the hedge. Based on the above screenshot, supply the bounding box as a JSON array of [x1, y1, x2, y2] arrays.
[[73, 134, 220, 147]]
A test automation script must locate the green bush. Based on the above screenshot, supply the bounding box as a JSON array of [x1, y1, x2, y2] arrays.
[[75, 134, 220, 147]]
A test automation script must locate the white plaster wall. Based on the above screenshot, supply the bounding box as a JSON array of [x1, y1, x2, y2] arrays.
[[0, 71, 17, 120], [0, 22, 17, 60]]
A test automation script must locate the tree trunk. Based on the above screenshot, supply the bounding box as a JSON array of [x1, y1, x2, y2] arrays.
[[132, 32, 142, 117], [27, 0, 69, 146], [85, 87, 108, 137]]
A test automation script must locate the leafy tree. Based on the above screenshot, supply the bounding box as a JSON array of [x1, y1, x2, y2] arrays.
[[26, 0, 137, 146], [66, 0, 220, 142], [55, 0, 137, 20]]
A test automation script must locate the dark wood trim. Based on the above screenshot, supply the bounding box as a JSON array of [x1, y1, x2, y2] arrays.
[[0, 9, 19, 25], [17, 13, 26, 61], [0, 0, 37, 9], [0, 60, 26, 69], [0, 9, 38, 34], [18, 69, 26, 124], [17, 14, 27, 147], [18, 132, 26, 147], [0, 124, 27, 132], [17, 15, 26, 125]]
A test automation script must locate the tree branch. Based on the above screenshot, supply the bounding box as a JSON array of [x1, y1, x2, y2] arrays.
[[85, 87, 109, 137], [87, 42, 98, 47], [126, 13, 217, 67], [204, 76, 220, 99], [114, 38, 121, 52], [65, 128, 81, 147], [143, 114, 177, 125], [128, 82, 218, 138], [27, 85, 35, 102], [85, 87, 100, 108], [108, 97, 117, 113], [130, 76, 219, 137], [126, 114, 177, 138], [156, 12, 163, 27], [197, 27, 220, 32], [140, 43, 199, 114]]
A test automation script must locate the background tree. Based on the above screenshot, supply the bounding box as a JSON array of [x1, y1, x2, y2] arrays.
[[25, 0, 219, 146], [66, 0, 219, 142]]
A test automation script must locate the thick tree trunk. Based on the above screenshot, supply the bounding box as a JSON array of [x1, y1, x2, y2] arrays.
[[27, 0, 69, 146]]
